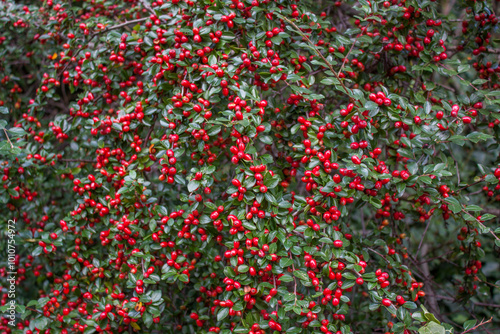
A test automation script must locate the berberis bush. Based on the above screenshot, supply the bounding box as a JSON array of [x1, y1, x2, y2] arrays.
[[0, 0, 499, 333]]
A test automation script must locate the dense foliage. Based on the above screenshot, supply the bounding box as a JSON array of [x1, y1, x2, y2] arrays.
[[1, 0, 500, 333]]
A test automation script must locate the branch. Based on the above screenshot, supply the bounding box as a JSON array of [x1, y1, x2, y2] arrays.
[[93, 17, 148, 36], [417, 219, 431, 257], [460, 318, 493, 334], [460, 208, 500, 242], [59, 159, 94, 163], [448, 46, 500, 54], [139, 0, 156, 16], [339, 25, 369, 75], [143, 114, 158, 148], [366, 247, 390, 264], [278, 15, 351, 97], [289, 253, 298, 306], [3, 129, 14, 149], [482, 207, 500, 216], [26, 307, 55, 320], [457, 176, 486, 194]]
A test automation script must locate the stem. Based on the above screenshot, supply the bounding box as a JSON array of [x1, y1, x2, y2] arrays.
[[26, 307, 55, 320], [456, 176, 485, 193], [3, 129, 14, 149], [460, 208, 500, 242], [417, 219, 431, 258], [143, 114, 158, 148], [94, 17, 148, 35], [366, 247, 390, 264], [59, 159, 94, 163], [279, 15, 351, 96], [289, 253, 298, 306], [461, 318, 493, 334]]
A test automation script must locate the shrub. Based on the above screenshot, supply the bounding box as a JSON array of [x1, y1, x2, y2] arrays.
[[0, 0, 499, 333]]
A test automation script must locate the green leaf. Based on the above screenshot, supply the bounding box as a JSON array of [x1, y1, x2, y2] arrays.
[[293, 270, 309, 281], [321, 78, 339, 85], [465, 205, 482, 212], [279, 258, 293, 267], [217, 307, 229, 321], [444, 197, 462, 214], [421, 305, 441, 324], [238, 265, 249, 273], [457, 64, 470, 73], [472, 79, 488, 85], [34, 317, 50, 330], [278, 201, 292, 209], [403, 301, 417, 309], [8, 127, 26, 138], [187, 180, 200, 192], [467, 132, 493, 143], [369, 197, 382, 209], [463, 320, 476, 331], [418, 322, 445, 334]]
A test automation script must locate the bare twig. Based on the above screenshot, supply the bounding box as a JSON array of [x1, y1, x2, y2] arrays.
[[448, 144, 460, 184], [3, 129, 14, 149], [59, 159, 94, 163], [457, 176, 486, 193], [143, 114, 158, 148], [461, 208, 500, 242], [289, 253, 298, 306], [460, 318, 493, 334], [339, 25, 369, 75], [94, 17, 148, 36], [417, 219, 431, 257], [279, 15, 351, 96], [26, 307, 55, 320], [366, 247, 390, 264], [139, 0, 156, 16]]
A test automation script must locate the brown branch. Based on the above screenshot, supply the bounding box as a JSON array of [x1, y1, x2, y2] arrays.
[[138, 0, 156, 16], [417, 219, 431, 257], [3, 129, 14, 149], [460, 208, 500, 241], [457, 176, 486, 193], [366, 247, 390, 264], [289, 253, 298, 306], [461, 318, 493, 334], [482, 207, 500, 216], [93, 17, 148, 36], [143, 113, 158, 148], [59, 159, 94, 163], [279, 15, 351, 97], [27, 307, 55, 320], [448, 46, 500, 54], [339, 24, 369, 75]]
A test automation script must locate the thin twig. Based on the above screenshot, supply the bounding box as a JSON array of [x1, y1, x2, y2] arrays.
[[448, 144, 460, 184], [26, 307, 55, 320], [457, 176, 486, 193], [366, 247, 390, 264], [59, 159, 94, 163], [417, 219, 431, 257], [93, 17, 148, 36], [139, 0, 156, 16], [339, 25, 369, 75], [461, 208, 500, 241], [143, 114, 158, 148], [3, 129, 14, 149], [289, 253, 298, 306], [461, 318, 493, 334], [279, 15, 351, 96]]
